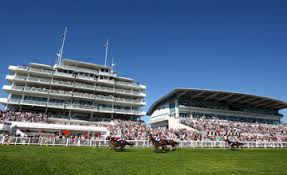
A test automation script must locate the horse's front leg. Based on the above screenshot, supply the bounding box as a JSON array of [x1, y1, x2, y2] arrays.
[[162, 145, 166, 152]]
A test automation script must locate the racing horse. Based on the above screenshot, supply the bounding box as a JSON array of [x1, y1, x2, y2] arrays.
[[149, 134, 179, 152], [106, 136, 134, 152], [225, 139, 244, 150]]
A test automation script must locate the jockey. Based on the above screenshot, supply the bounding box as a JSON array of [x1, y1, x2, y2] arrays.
[[114, 134, 121, 143], [155, 134, 161, 143], [121, 136, 126, 144], [224, 134, 228, 141], [163, 134, 169, 144]]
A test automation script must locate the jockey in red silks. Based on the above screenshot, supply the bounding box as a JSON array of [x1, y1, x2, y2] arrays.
[[114, 134, 127, 144], [161, 133, 169, 144], [114, 135, 121, 142]]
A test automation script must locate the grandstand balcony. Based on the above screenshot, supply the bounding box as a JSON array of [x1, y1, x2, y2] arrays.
[[54, 64, 117, 78], [9, 64, 145, 90], [6, 75, 145, 97], [4, 98, 145, 116], [9, 65, 53, 76], [3, 85, 145, 106]]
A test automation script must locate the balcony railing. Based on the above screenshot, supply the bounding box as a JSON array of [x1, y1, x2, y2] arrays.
[[74, 83, 94, 90], [95, 95, 113, 101], [54, 71, 74, 78], [11, 76, 145, 97], [95, 86, 114, 92], [9, 98, 21, 103], [24, 87, 49, 93], [14, 75, 26, 80], [17, 66, 28, 71], [26, 77, 51, 84], [77, 67, 98, 74], [8, 98, 144, 115], [29, 67, 53, 75], [16, 66, 53, 75], [114, 108, 134, 114], [77, 75, 95, 81], [98, 71, 114, 76], [48, 102, 65, 107], [97, 79, 115, 84], [74, 92, 94, 99], [50, 90, 73, 97], [11, 86, 23, 91], [55, 64, 119, 78], [52, 80, 73, 87], [22, 100, 47, 106], [56, 65, 77, 71]]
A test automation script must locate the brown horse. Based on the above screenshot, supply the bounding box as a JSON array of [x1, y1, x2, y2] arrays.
[[225, 139, 244, 150], [106, 136, 134, 151], [149, 134, 179, 152]]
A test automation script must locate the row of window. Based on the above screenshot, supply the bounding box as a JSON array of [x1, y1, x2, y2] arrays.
[[11, 95, 139, 110], [179, 99, 278, 116]]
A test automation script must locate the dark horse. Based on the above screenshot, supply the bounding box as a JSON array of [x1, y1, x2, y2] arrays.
[[106, 136, 134, 151], [149, 134, 179, 152], [225, 139, 244, 150]]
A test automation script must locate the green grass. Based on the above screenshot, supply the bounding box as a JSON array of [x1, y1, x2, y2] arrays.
[[0, 146, 286, 175]]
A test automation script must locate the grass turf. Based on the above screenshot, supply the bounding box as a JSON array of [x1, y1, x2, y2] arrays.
[[0, 146, 286, 175]]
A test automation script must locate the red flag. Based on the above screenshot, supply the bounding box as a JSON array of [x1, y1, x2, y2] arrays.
[[63, 130, 70, 136]]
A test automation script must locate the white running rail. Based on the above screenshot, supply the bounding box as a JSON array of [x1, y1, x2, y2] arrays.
[[1, 136, 287, 148]]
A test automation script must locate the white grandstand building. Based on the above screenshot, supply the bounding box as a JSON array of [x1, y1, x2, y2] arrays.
[[0, 58, 146, 136], [147, 88, 287, 129]]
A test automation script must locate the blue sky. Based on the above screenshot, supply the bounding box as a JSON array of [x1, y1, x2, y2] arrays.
[[0, 0, 286, 122]]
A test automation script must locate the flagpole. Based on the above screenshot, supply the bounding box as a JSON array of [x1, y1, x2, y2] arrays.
[[111, 57, 115, 73], [104, 39, 109, 67], [58, 26, 68, 65]]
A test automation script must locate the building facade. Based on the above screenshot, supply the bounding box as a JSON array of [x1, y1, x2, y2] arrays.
[[0, 59, 146, 122], [147, 88, 287, 129]]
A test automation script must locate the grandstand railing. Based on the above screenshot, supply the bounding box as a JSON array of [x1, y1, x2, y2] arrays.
[[1, 136, 287, 148]]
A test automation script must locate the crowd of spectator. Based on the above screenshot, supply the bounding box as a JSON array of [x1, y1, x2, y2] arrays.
[[108, 119, 221, 141], [180, 118, 287, 142], [0, 111, 48, 123], [1, 111, 287, 142], [0, 111, 109, 127]]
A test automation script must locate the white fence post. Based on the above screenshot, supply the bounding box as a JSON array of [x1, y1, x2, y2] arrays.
[[14, 137, 18, 145], [1, 136, 5, 145], [40, 137, 43, 146], [66, 138, 69, 147]]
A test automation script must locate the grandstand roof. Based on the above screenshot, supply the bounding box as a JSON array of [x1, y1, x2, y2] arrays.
[[62, 58, 112, 70], [147, 88, 287, 115]]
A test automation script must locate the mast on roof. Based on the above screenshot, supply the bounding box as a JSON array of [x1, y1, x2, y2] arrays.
[[57, 26, 68, 65], [104, 39, 109, 67], [111, 57, 116, 73]]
